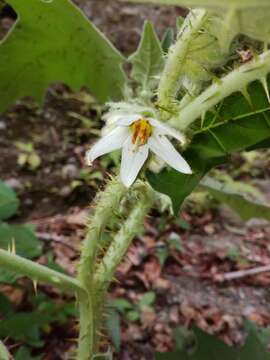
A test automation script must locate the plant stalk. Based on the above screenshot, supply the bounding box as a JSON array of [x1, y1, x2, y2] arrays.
[[157, 8, 208, 117], [0, 249, 84, 294], [77, 178, 126, 360], [169, 50, 270, 131]]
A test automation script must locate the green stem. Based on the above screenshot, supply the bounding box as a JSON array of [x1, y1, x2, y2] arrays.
[[90, 185, 155, 349], [94, 186, 155, 290], [0, 249, 84, 294], [157, 8, 208, 117], [169, 50, 270, 131], [77, 178, 126, 360]]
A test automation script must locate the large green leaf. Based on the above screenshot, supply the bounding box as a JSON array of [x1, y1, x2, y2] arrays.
[[0, 0, 126, 112], [201, 176, 270, 221], [129, 21, 164, 91], [156, 326, 270, 360], [148, 80, 270, 213], [0, 181, 19, 220]]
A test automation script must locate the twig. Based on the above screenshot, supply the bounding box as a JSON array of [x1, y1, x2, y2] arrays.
[[216, 264, 270, 282]]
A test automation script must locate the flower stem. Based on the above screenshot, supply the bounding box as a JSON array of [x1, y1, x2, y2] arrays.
[[77, 178, 126, 360], [0, 249, 84, 294], [157, 9, 208, 118], [94, 184, 155, 290], [169, 50, 270, 131], [90, 184, 155, 349]]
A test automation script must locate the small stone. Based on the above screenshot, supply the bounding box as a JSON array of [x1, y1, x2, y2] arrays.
[[5, 178, 23, 191], [0, 121, 6, 130], [59, 186, 72, 197], [62, 164, 78, 180]]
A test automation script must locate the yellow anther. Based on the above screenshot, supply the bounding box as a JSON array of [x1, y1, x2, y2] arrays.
[[130, 119, 152, 146]]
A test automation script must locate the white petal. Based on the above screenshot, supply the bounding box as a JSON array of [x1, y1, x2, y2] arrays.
[[149, 118, 186, 143], [86, 126, 129, 164], [148, 134, 192, 174], [120, 137, 149, 187], [117, 114, 141, 126]]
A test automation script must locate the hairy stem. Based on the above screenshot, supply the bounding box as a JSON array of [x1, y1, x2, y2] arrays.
[[169, 50, 270, 130], [157, 8, 208, 117], [91, 184, 155, 347], [77, 178, 126, 360], [94, 185, 155, 290], [0, 249, 84, 294]]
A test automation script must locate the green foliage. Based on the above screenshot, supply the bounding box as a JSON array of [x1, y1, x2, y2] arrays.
[[106, 308, 121, 351], [201, 175, 270, 221], [0, 181, 42, 283], [0, 0, 127, 113], [129, 21, 164, 91], [0, 223, 42, 259], [148, 79, 270, 213], [155, 326, 270, 360], [15, 347, 42, 360], [0, 341, 10, 360], [161, 28, 174, 53], [0, 181, 19, 220], [0, 293, 77, 349]]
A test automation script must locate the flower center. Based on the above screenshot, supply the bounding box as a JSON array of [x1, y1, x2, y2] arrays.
[[130, 119, 152, 146]]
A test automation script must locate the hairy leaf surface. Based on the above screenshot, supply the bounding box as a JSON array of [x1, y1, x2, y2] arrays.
[[129, 21, 164, 90]]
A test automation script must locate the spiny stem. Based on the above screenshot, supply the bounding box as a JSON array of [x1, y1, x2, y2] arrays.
[[77, 178, 126, 360], [94, 185, 155, 290], [0, 249, 84, 294], [91, 184, 155, 349], [169, 50, 270, 131], [157, 8, 208, 117]]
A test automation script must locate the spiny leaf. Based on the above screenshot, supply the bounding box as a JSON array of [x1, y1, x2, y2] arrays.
[[148, 79, 270, 213], [129, 21, 164, 91], [200, 175, 270, 221], [0, 0, 127, 112]]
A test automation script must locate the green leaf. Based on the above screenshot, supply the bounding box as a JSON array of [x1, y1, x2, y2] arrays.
[[148, 79, 270, 213], [109, 298, 134, 314], [106, 309, 121, 351], [161, 28, 174, 53], [15, 347, 42, 360], [0, 312, 51, 347], [129, 21, 164, 90], [0, 0, 126, 112], [139, 291, 156, 308], [0, 293, 13, 316], [201, 176, 270, 221], [0, 181, 19, 220], [0, 223, 41, 258], [155, 326, 270, 360], [0, 341, 10, 360], [0, 223, 42, 283]]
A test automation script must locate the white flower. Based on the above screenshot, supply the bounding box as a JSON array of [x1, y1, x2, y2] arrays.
[[86, 113, 192, 187]]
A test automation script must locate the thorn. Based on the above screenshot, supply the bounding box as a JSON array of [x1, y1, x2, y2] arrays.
[[200, 111, 206, 128], [240, 87, 253, 108], [260, 77, 270, 104], [11, 238, 16, 255], [33, 279, 38, 295]]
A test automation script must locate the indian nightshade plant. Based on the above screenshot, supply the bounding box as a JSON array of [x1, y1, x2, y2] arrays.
[[1, 0, 270, 359]]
